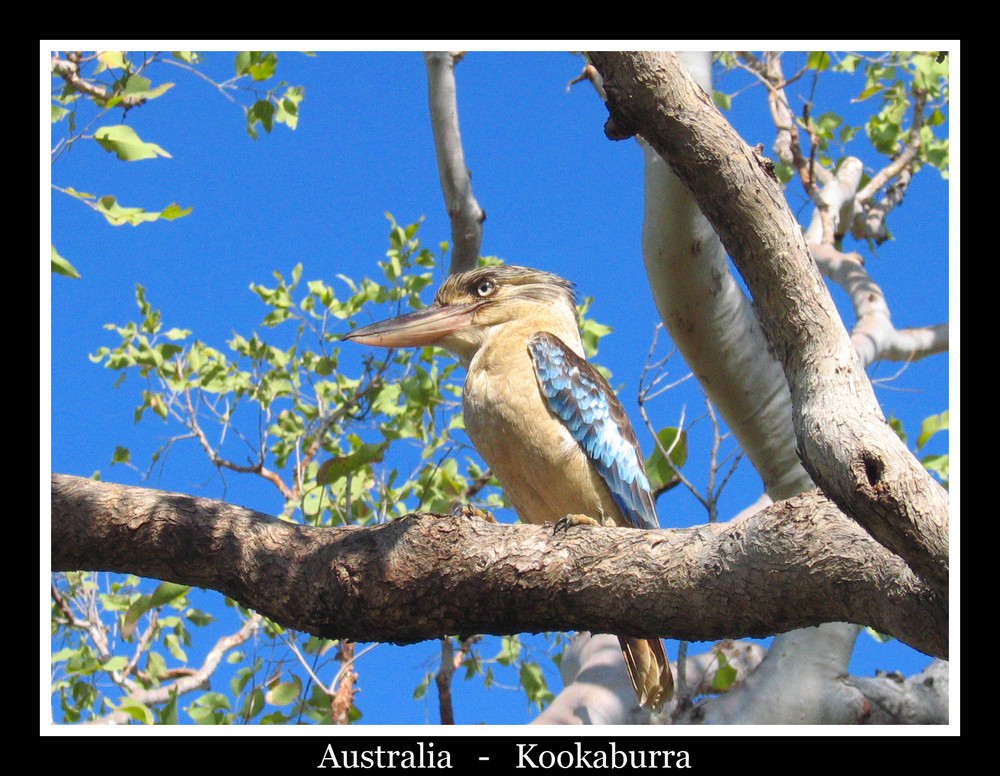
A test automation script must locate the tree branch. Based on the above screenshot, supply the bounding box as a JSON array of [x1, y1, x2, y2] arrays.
[[424, 51, 485, 274], [851, 658, 949, 724], [811, 243, 949, 366], [51, 52, 148, 109], [94, 612, 262, 725], [51, 474, 946, 659], [587, 52, 948, 596], [634, 52, 812, 504]]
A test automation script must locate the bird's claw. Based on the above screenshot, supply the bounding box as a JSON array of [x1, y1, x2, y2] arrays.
[[553, 513, 601, 533], [451, 504, 497, 523]]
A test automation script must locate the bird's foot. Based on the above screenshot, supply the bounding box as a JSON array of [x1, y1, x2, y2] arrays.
[[553, 513, 601, 533], [451, 504, 497, 523]]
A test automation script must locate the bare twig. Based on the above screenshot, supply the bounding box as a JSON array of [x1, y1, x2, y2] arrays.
[[91, 612, 263, 724]]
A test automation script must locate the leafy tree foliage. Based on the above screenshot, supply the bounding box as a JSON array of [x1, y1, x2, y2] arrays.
[[51, 51, 303, 278]]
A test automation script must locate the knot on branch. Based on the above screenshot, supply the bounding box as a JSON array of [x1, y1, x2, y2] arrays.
[[604, 112, 637, 141], [753, 143, 777, 180]]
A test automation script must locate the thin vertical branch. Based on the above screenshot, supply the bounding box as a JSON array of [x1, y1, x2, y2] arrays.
[[436, 637, 456, 725], [434, 634, 481, 724], [424, 52, 485, 274]]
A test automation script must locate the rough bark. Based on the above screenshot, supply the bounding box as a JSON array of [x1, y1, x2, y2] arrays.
[[51, 474, 945, 658], [587, 51, 948, 597], [851, 658, 949, 724], [628, 52, 880, 725]]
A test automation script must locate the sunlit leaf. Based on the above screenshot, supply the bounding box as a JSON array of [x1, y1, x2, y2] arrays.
[[94, 125, 171, 161], [917, 411, 949, 451], [93, 196, 192, 227], [51, 244, 80, 278]]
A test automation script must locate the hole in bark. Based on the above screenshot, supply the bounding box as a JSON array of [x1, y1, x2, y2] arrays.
[[861, 451, 884, 487]]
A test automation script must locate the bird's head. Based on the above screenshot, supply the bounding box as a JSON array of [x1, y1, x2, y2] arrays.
[[344, 265, 579, 364]]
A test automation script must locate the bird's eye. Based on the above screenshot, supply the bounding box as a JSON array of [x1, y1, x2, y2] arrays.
[[474, 278, 496, 298]]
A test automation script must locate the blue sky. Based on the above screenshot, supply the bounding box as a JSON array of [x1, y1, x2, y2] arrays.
[[47, 48, 952, 725]]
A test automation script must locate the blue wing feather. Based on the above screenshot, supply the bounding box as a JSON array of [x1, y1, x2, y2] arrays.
[[528, 332, 659, 530]]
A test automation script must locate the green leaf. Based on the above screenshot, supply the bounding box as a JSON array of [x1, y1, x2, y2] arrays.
[[275, 86, 305, 130], [102, 656, 128, 672], [94, 125, 171, 161], [188, 692, 232, 724], [121, 582, 191, 639], [519, 662, 554, 709], [51, 104, 71, 123], [836, 54, 862, 73], [165, 632, 188, 662], [711, 663, 738, 691], [921, 453, 949, 483], [316, 442, 389, 484], [916, 411, 949, 451], [645, 427, 688, 493], [807, 51, 831, 71], [856, 84, 884, 102], [185, 608, 215, 627], [149, 581, 191, 608], [235, 51, 278, 81], [116, 698, 156, 725], [51, 244, 80, 278], [51, 647, 79, 663], [249, 52, 278, 82], [496, 634, 521, 666], [413, 672, 433, 700], [247, 100, 276, 139], [815, 111, 843, 138], [234, 51, 261, 76], [580, 318, 612, 359], [158, 689, 179, 724], [773, 161, 794, 185], [266, 679, 301, 706], [93, 196, 192, 227], [242, 687, 265, 719], [59, 187, 96, 201], [94, 51, 128, 72], [120, 75, 175, 102], [146, 650, 167, 680]]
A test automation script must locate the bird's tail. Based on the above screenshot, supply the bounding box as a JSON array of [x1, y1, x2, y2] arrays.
[[619, 636, 674, 712]]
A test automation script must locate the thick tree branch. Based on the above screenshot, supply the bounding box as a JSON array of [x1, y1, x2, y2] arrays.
[[51, 474, 945, 658], [587, 52, 948, 596]]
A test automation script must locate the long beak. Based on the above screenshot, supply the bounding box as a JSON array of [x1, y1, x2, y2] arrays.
[[342, 301, 483, 348]]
